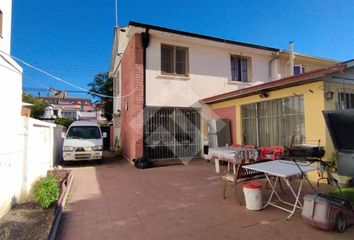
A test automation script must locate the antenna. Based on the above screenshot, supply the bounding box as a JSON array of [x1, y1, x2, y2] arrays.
[[115, 0, 118, 26]]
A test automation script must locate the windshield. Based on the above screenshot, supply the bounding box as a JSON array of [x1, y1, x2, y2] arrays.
[[66, 126, 101, 139]]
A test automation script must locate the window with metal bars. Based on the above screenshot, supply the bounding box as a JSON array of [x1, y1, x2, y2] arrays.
[[338, 92, 354, 109]]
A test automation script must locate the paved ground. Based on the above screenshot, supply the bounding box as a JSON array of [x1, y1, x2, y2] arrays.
[[56, 152, 354, 240]]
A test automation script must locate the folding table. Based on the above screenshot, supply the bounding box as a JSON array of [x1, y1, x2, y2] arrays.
[[242, 160, 318, 220]]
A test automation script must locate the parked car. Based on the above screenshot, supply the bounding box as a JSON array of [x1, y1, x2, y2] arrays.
[[62, 121, 106, 162]]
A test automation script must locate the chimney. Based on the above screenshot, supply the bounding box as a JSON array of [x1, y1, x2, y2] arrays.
[[289, 41, 294, 76]]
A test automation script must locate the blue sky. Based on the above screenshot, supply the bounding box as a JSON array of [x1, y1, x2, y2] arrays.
[[12, 0, 354, 99]]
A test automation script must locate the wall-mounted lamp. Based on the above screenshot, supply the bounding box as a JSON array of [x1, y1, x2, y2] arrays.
[[259, 91, 269, 99], [324, 90, 334, 100]]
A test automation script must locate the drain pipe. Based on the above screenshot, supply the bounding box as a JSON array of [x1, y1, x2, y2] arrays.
[[141, 29, 150, 159], [268, 52, 280, 81], [289, 41, 294, 76]]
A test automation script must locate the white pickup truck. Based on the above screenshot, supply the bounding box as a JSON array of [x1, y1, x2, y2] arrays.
[[62, 121, 106, 162]]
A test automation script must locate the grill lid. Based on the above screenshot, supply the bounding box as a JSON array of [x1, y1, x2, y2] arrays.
[[323, 110, 354, 153], [323, 109, 354, 177]]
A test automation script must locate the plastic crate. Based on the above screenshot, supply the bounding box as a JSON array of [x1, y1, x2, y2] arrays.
[[302, 194, 353, 232]]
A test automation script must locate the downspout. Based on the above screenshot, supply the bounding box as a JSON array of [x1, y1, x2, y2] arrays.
[[289, 41, 294, 76], [141, 29, 150, 158], [268, 52, 280, 81]]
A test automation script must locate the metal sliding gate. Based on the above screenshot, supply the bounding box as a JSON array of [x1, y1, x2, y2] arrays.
[[144, 107, 201, 159]]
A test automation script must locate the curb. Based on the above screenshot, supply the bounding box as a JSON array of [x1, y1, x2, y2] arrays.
[[49, 172, 74, 240]]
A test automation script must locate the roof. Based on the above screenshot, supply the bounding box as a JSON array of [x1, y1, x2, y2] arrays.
[[70, 121, 99, 127], [128, 21, 279, 52], [201, 62, 347, 104], [39, 97, 93, 105]]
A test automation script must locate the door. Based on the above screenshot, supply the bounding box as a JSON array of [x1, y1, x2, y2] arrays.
[[144, 107, 201, 159]]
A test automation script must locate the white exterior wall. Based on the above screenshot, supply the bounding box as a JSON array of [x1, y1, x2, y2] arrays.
[[145, 35, 273, 107], [0, 0, 12, 54], [0, 118, 62, 218], [111, 28, 128, 143], [278, 57, 336, 79]]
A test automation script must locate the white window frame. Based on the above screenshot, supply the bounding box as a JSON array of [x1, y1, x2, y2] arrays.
[[294, 65, 305, 75], [230, 55, 249, 83], [161, 44, 189, 76]]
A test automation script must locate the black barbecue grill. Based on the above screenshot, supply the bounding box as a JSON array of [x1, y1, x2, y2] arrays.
[[282, 143, 325, 165]]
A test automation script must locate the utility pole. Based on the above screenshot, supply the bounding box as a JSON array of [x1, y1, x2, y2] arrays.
[[115, 0, 118, 27]]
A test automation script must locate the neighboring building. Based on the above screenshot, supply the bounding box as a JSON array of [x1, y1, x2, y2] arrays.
[[0, 0, 23, 161], [0, 0, 65, 219], [0, 0, 22, 123], [39, 95, 96, 121], [202, 60, 354, 164], [21, 102, 33, 117], [109, 21, 338, 161], [0, 0, 23, 218]]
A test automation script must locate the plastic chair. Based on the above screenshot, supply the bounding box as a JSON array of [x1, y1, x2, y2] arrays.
[[270, 145, 284, 160], [258, 146, 272, 160]]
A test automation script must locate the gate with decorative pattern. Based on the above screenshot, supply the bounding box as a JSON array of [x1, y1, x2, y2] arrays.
[[144, 107, 201, 159]]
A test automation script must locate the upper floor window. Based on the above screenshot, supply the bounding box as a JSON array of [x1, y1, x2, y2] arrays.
[[161, 44, 189, 76], [0, 10, 3, 37], [231, 55, 249, 82], [294, 65, 305, 75]]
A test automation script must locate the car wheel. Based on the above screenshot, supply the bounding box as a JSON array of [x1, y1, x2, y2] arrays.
[[335, 213, 346, 232]]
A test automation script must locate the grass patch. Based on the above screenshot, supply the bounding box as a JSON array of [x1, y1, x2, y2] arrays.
[[329, 187, 354, 204]]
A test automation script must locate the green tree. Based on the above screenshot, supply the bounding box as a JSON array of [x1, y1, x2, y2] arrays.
[[54, 117, 73, 128], [22, 93, 46, 119], [87, 72, 113, 121]]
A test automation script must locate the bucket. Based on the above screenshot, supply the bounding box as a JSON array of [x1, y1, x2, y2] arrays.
[[243, 182, 262, 210]]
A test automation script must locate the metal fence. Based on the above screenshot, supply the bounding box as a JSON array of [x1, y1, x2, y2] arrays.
[[144, 107, 201, 159]]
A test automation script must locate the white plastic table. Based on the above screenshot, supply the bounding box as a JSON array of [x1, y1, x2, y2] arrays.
[[242, 160, 318, 220], [208, 147, 258, 173]]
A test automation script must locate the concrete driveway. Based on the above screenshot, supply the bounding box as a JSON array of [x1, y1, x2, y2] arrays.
[[56, 152, 353, 240]]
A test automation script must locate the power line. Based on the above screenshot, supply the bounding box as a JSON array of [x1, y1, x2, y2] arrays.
[[23, 87, 88, 93], [0, 50, 115, 99]]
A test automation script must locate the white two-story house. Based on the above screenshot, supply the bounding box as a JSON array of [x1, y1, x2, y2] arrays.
[[109, 21, 337, 161], [0, 0, 24, 217]]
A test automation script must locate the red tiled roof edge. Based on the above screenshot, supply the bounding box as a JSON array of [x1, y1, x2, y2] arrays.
[[201, 63, 346, 104]]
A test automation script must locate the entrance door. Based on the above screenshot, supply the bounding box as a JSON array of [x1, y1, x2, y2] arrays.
[[144, 107, 201, 159]]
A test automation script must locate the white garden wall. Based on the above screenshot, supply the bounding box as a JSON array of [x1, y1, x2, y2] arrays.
[[0, 117, 63, 218]]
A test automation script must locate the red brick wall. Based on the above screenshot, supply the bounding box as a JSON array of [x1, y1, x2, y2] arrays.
[[213, 107, 237, 145], [120, 33, 144, 161]]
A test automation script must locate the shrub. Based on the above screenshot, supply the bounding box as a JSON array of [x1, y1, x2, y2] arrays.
[[33, 174, 60, 209], [55, 117, 73, 128]]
